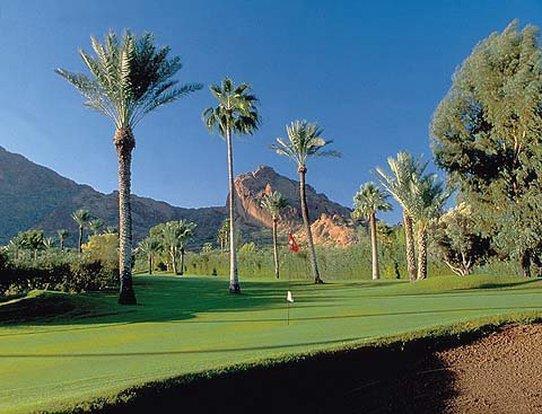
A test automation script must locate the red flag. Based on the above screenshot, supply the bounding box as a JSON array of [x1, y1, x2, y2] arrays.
[[288, 233, 300, 253]]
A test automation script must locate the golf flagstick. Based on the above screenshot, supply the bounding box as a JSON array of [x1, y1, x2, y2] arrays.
[[286, 290, 294, 325]]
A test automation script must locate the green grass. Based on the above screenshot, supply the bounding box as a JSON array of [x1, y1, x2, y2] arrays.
[[1, 274, 541, 413]]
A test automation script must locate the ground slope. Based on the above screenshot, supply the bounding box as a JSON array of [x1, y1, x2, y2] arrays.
[[0, 275, 541, 413]]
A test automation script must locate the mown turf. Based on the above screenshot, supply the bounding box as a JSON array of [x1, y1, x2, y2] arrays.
[[1, 275, 541, 413]]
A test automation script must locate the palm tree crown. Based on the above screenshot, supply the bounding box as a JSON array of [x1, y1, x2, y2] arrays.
[[261, 191, 288, 219], [271, 120, 340, 168], [375, 151, 427, 214], [352, 182, 392, 220], [72, 209, 91, 227], [409, 173, 449, 225], [56, 31, 202, 130], [202, 78, 260, 138]]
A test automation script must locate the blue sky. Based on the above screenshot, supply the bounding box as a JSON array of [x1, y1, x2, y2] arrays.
[[0, 0, 541, 222]]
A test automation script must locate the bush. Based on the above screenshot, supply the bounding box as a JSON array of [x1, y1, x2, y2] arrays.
[[0, 249, 118, 296]]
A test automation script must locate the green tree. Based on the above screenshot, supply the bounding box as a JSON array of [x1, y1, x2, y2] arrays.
[[8, 232, 29, 260], [150, 220, 197, 275], [203, 78, 260, 293], [137, 237, 162, 275], [71, 209, 91, 253], [260, 191, 288, 279], [272, 120, 340, 284], [88, 219, 104, 236], [433, 203, 492, 276], [20, 229, 45, 260], [409, 173, 448, 280], [376, 152, 426, 281], [431, 21, 542, 277], [217, 219, 230, 252], [57, 229, 69, 251], [57, 31, 201, 303], [352, 182, 392, 280]]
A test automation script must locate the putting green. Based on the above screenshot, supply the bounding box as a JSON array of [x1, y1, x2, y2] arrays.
[[1, 275, 541, 413]]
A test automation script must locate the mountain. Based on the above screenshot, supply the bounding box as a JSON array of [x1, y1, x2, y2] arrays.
[[0, 147, 354, 247], [0, 146, 225, 247]]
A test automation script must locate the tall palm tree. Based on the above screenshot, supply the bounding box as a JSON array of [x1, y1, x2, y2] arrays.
[[137, 237, 161, 275], [203, 78, 260, 293], [71, 209, 91, 253], [376, 152, 426, 282], [88, 219, 104, 236], [352, 182, 392, 280], [271, 120, 340, 284], [410, 173, 448, 280], [57, 229, 69, 251], [57, 31, 202, 304], [260, 191, 288, 279]]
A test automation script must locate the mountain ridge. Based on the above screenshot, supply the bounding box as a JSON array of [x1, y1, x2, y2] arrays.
[[0, 146, 353, 247]]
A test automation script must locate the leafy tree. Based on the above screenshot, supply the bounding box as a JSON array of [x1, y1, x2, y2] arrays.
[[203, 78, 260, 293], [82, 233, 119, 272], [260, 191, 288, 279], [137, 237, 161, 275], [409, 173, 448, 280], [57, 31, 201, 304], [433, 203, 492, 276], [72, 209, 91, 253], [57, 229, 69, 251], [88, 219, 104, 236], [352, 182, 392, 280], [272, 121, 340, 284], [376, 152, 426, 281], [431, 21, 542, 277]]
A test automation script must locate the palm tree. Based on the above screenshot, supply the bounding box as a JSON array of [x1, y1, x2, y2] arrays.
[[71, 209, 91, 253], [352, 182, 392, 280], [88, 219, 104, 236], [153, 220, 197, 275], [57, 229, 69, 251], [271, 120, 340, 284], [43, 237, 55, 250], [376, 152, 426, 282], [57, 31, 202, 304], [8, 233, 29, 260], [217, 219, 230, 252], [203, 78, 260, 293], [177, 220, 197, 276], [261, 191, 288, 279], [409, 173, 448, 280], [137, 237, 161, 275]]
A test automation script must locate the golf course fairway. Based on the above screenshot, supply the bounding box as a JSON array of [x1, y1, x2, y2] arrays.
[[1, 275, 541, 413]]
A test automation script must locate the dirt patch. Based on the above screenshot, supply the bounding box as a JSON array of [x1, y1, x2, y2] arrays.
[[439, 324, 542, 413], [86, 324, 542, 414]]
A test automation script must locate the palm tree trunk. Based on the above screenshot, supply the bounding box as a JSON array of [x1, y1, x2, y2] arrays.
[[272, 216, 280, 279], [180, 248, 185, 276], [115, 127, 137, 305], [148, 255, 153, 275], [226, 128, 240, 293], [60, 238, 64, 251], [298, 166, 323, 284], [403, 214, 417, 282], [78, 226, 83, 254], [171, 248, 178, 275], [416, 225, 428, 280], [369, 212, 380, 280]]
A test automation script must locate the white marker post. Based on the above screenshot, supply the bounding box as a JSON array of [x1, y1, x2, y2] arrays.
[[286, 290, 294, 325]]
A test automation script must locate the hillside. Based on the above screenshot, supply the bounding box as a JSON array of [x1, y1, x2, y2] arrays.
[[0, 147, 353, 247]]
